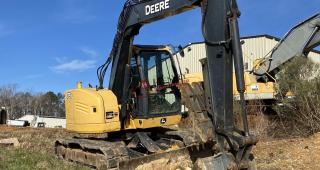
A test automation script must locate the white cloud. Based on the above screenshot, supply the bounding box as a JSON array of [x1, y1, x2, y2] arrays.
[[80, 47, 98, 57], [52, 59, 96, 73]]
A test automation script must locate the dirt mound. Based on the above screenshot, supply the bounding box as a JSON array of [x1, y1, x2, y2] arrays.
[[135, 155, 192, 170]]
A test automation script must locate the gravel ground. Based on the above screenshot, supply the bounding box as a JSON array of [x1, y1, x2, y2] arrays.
[[253, 133, 320, 170], [1, 125, 319, 169]]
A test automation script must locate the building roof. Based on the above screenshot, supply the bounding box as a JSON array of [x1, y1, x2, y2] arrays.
[[183, 34, 320, 55], [18, 115, 36, 122], [241, 34, 281, 41], [242, 34, 320, 54]]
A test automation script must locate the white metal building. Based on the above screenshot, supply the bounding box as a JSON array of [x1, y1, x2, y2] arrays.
[[7, 115, 66, 128], [174, 35, 320, 75]]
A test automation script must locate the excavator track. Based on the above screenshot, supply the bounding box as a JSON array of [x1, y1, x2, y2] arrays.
[[55, 138, 129, 169], [55, 128, 215, 170]]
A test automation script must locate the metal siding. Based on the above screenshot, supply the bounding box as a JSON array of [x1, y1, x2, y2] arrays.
[[308, 51, 320, 63], [241, 37, 278, 71], [174, 43, 205, 74], [174, 36, 320, 76]]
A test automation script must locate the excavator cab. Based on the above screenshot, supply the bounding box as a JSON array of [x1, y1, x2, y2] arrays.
[[129, 45, 181, 118]]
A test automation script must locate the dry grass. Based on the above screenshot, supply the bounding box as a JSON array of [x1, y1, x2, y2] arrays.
[[0, 125, 89, 170], [0, 147, 90, 170], [0, 126, 70, 154], [234, 100, 271, 139], [253, 133, 320, 170], [2, 125, 320, 170]]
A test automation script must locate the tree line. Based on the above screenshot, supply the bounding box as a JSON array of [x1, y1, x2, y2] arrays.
[[0, 84, 65, 119]]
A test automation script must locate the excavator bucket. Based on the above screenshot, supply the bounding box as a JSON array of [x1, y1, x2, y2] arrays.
[[178, 82, 215, 143], [195, 153, 237, 170]]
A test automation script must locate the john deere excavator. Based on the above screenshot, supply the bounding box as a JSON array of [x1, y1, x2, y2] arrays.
[[55, 0, 258, 169]]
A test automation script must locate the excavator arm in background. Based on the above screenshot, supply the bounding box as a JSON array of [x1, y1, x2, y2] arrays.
[[253, 13, 320, 77]]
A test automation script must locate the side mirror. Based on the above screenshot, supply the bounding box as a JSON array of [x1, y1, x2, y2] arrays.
[[178, 45, 185, 57]]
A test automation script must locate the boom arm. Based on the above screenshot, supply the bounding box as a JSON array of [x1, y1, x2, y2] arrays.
[[105, 0, 200, 99], [253, 13, 320, 76]]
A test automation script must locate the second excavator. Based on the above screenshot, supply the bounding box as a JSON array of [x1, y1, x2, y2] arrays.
[[177, 13, 320, 105]]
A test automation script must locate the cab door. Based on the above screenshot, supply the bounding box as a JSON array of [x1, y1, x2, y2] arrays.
[[129, 50, 182, 118]]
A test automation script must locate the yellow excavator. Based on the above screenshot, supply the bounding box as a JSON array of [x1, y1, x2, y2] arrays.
[[55, 0, 258, 169]]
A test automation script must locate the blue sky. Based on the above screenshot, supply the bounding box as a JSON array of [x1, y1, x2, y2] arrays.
[[0, 0, 319, 93]]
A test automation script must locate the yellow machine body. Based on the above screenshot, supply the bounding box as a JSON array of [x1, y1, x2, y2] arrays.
[[183, 72, 275, 100], [65, 86, 182, 134], [65, 87, 121, 134]]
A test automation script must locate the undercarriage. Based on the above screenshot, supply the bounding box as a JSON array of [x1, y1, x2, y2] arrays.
[[55, 128, 215, 169], [55, 82, 257, 169]]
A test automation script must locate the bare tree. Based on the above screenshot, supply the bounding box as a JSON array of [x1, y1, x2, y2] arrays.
[[0, 84, 17, 119], [0, 85, 65, 119], [275, 57, 320, 135]]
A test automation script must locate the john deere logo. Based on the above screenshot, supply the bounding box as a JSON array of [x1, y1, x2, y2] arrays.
[[145, 0, 170, 16], [160, 118, 167, 124]]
